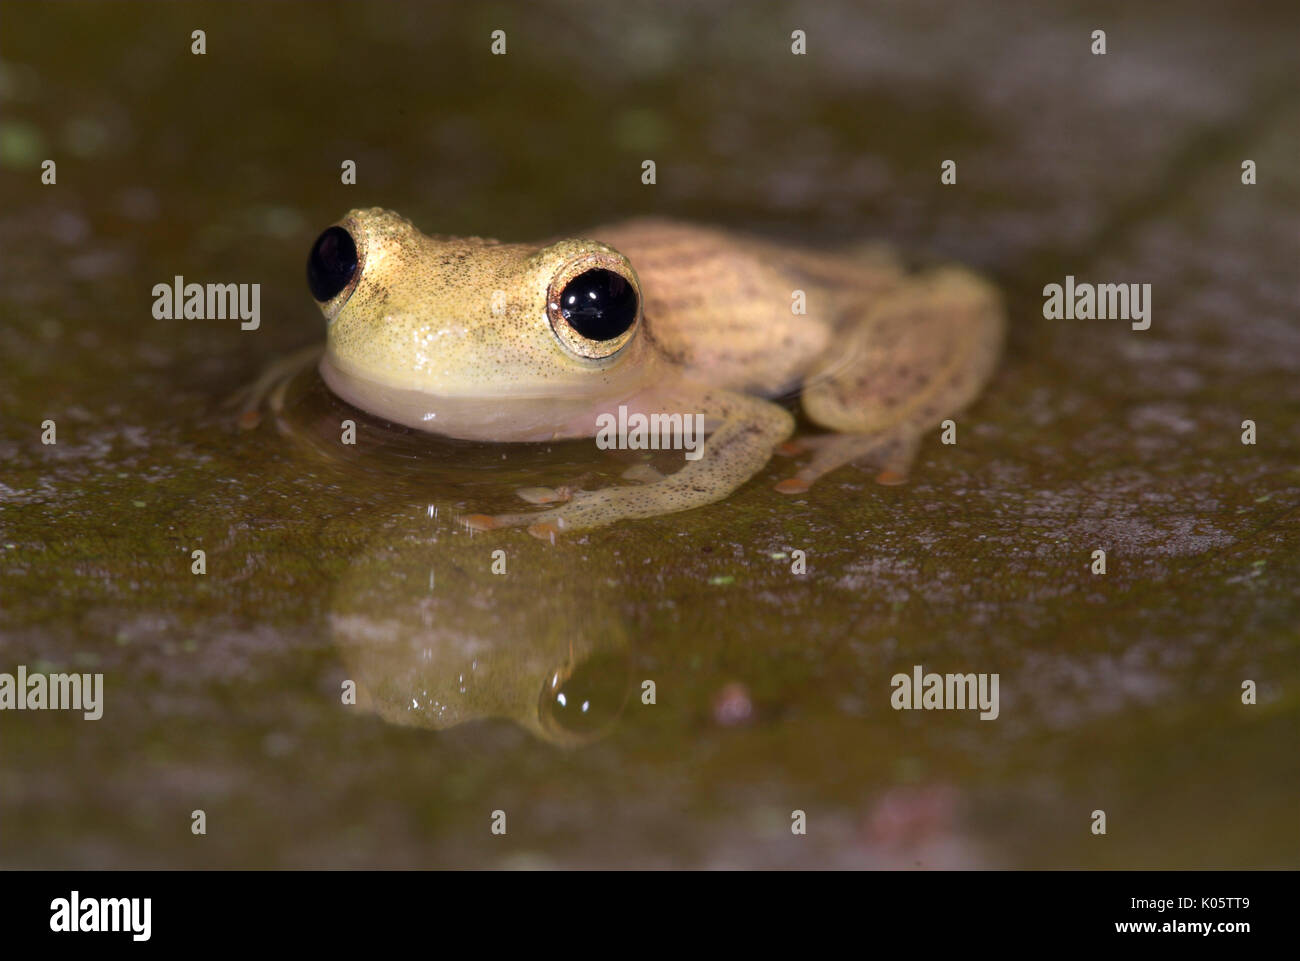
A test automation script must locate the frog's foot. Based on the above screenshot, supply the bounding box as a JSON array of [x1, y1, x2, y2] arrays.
[[222, 344, 324, 429], [510, 464, 662, 508], [775, 430, 920, 493], [515, 466, 615, 504], [462, 487, 661, 541], [515, 486, 574, 505], [621, 463, 665, 483], [460, 513, 504, 532], [478, 466, 666, 535], [458, 505, 572, 540], [222, 380, 265, 429]]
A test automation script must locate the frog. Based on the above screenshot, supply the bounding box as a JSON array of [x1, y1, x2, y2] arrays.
[[234, 207, 1004, 539]]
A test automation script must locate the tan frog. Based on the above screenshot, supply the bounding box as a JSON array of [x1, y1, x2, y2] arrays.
[[237, 208, 1004, 538]]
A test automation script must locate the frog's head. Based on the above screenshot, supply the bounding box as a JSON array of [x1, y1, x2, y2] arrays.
[[306, 208, 653, 441]]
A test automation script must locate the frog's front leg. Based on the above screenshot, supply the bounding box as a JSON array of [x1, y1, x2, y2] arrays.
[[463, 389, 794, 539], [223, 343, 324, 429]]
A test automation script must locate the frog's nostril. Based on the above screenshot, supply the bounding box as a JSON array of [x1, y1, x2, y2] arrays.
[[307, 226, 358, 302]]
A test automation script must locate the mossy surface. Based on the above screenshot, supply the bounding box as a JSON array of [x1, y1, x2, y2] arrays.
[[0, 1, 1296, 867]]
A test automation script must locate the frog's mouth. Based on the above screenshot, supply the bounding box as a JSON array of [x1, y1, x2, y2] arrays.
[[318, 353, 638, 444]]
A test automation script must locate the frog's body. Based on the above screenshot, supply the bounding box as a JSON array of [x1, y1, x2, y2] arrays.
[[244, 208, 1004, 538]]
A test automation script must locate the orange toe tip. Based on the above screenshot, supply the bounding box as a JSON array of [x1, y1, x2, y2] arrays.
[[527, 522, 561, 542], [774, 478, 811, 495], [775, 442, 805, 457], [237, 411, 261, 430], [462, 514, 502, 531], [875, 469, 907, 486], [516, 489, 559, 504]]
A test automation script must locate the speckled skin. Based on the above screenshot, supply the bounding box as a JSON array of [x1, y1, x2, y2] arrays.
[[288, 208, 1004, 537]]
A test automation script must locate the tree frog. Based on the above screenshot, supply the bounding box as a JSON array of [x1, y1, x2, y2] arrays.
[[239, 208, 1004, 538]]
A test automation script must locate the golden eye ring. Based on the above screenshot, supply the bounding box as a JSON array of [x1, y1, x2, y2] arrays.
[[546, 253, 641, 361]]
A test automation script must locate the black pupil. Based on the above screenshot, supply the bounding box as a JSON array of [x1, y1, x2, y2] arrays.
[[559, 269, 637, 341], [307, 226, 358, 301]]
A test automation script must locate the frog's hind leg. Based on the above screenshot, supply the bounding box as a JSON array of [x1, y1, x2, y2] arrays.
[[774, 430, 921, 493], [223, 344, 324, 429], [775, 266, 1003, 493]]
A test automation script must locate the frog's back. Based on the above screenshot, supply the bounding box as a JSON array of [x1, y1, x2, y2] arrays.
[[586, 218, 879, 396]]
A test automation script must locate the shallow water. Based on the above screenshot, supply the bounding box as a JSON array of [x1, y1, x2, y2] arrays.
[[1, 1, 1297, 868]]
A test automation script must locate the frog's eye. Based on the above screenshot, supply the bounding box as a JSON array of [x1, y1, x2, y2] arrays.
[[307, 226, 359, 302], [547, 262, 640, 360], [558, 269, 637, 340]]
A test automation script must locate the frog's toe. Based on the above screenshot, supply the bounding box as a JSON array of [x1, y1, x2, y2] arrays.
[[221, 386, 250, 411], [515, 486, 573, 505], [461, 506, 567, 534], [237, 409, 262, 431], [875, 468, 908, 486], [774, 477, 811, 495], [460, 513, 505, 531], [526, 521, 563, 542], [477, 489, 610, 535], [621, 464, 664, 484], [775, 440, 808, 457]]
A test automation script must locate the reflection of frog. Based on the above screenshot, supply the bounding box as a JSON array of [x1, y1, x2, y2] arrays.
[[331, 532, 632, 747], [241, 209, 1004, 537]]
